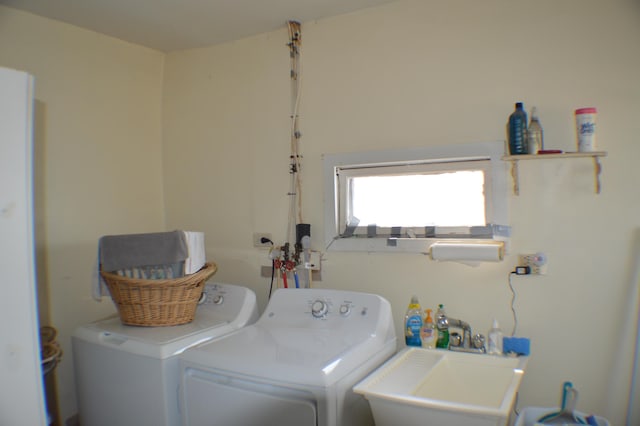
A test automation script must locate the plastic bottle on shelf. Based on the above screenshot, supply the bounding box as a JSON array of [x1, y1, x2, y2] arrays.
[[404, 296, 423, 347], [527, 106, 544, 154], [435, 304, 450, 349], [420, 309, 437, 349], [508, 102, 528, 155], [487, 318, 504, 355]]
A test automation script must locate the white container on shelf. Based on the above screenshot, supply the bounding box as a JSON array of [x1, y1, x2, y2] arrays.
[[575, 107, 597, 152]]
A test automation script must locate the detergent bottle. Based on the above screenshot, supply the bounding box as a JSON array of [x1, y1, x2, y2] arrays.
[[420, 309, 437, 349], [404, 296, 423, 347], [435, 304, 450, 349], [508, 102, 528, 155]]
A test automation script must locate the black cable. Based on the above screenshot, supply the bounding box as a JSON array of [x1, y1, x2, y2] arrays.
[[508, 271, 518, 336], [260, 237, 276, 299], [268, 259, 275, 299]]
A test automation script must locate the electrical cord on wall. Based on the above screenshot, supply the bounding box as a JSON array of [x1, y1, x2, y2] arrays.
[[286, 20, 304, 245], [268, 258, 276, 299], [260, 237, 276, 299], [508, 271, 519, 337], [508, 266, 531, 336], [508, 267, 531, 419], [508, 265, 533, 337]]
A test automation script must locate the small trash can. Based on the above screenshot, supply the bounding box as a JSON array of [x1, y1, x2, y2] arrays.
[[41, 326, 62, 426], [515, 406, 610, 426]]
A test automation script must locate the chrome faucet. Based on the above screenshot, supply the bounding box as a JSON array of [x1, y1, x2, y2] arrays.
[[447, 318, 486, 354]]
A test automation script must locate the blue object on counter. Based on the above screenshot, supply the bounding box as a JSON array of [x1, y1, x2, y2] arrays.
[[585, 415, 599, 426], [503, 337, 530, 356]]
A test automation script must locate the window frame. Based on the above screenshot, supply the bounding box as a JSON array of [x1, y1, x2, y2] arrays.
[[322, 141, 510, 253]]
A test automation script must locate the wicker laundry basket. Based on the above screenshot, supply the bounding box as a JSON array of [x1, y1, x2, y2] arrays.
[[100, 262, 217, 326]]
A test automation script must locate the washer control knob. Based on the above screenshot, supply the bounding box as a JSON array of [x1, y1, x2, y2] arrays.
[[311, 300, 328, 318], [212, 295, 224, 305], [339, 304, 351, 316]]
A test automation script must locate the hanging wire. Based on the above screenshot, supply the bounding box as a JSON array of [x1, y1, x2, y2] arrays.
[[508, 271, 518, 336], [286, 21, 303, 245]]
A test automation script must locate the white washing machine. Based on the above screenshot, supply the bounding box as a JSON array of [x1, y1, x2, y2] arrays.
[[179, 288, 397, 426], [72, 282, 259, 426]]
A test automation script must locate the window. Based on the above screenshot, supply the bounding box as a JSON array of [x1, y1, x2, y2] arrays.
[[323, 141, 509, 253]]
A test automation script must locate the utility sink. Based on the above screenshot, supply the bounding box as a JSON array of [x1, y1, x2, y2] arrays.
[[353, 347, 528, 426]]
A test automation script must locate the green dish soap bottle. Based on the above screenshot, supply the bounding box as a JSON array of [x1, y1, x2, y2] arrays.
[[435, 304, 450, 349], [404, 296, 423, 347]]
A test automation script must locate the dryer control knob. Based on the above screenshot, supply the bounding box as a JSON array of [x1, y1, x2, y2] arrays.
[[311, 300, 328, 318], [212, 295, 224, 305], [339, 304, 351, 316]]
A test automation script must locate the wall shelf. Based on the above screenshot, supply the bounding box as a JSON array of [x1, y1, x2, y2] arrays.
[[502, 151, 607, 195]]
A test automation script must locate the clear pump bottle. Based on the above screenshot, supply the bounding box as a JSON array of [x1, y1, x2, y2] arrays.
[[420, 309, 437, 349], [527, 106, 544, 154], [487, 318, 503, 355]]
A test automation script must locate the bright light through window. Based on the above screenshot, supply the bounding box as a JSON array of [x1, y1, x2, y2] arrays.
[[351, 171, 486, 227], [323, 141, 509, 252]]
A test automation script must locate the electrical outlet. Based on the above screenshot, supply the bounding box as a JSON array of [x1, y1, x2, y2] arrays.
[[253, 232, 273, 248], [305, 251, 321, 271], [519, 252, 548, 275]]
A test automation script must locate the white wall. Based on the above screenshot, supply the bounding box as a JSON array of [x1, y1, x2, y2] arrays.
[[0, 6, 166, 421], [1, 0, 639, 424], [162, 0, 640, 424]]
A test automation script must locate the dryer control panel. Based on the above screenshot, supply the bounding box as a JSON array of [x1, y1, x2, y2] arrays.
[[307, 297, 362, 319], [195, 282, 260, 325], [261, 289, 394, 342], [199, 283, 227, 305]]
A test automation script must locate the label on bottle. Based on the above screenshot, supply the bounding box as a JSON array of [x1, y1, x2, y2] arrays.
[[436, 328, 449, 349], [405, 314, 423, 347], [575, 108, 597, 152], [421, 325, 436, 347], [509, 111, 528, 155]]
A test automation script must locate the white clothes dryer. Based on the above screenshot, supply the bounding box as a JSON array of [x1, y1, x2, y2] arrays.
[[179, 288, 397, 426], [72, 282, 259, 426]]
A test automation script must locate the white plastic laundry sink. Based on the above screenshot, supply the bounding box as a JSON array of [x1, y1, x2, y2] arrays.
[[353, 347, 528, 426]]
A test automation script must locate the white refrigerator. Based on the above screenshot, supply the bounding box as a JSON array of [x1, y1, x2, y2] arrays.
[[0, 66, 47, 425]]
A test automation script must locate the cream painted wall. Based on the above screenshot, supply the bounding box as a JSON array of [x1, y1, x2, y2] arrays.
[[0, 6, 166, 422], [1, 0, 638, 424], [163, 0, 640, 424]]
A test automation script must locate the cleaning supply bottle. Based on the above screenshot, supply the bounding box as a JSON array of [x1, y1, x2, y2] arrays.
[[420, 309, 437, 349], [488, 318, 504, 355], [404, 296, 423, 347], [508, 102, 528, 155], [527, 106, 544, 154], [435, 304, 450, 349]]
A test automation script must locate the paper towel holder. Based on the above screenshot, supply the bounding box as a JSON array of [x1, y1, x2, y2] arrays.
[[428, 240, 505, 263]]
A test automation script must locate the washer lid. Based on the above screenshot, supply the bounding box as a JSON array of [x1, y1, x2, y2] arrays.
[[181, 288, 397, 387], [180, 323, 394, 387], [73, 283, 258, 359]]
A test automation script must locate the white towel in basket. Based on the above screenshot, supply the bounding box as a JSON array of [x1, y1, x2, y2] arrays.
[[184, 231, 206, 274]]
